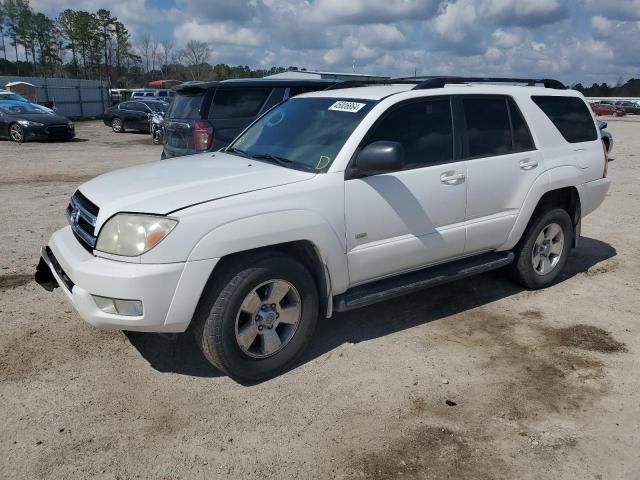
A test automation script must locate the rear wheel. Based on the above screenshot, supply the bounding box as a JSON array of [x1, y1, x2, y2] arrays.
[[9, 123, 24, 143], [193, 254, 319, 383], [111, 117, 124, 133], [512, 208, 572, 289]]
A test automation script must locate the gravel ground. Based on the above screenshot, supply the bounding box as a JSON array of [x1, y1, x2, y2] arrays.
[[1, 119, 639, 479]]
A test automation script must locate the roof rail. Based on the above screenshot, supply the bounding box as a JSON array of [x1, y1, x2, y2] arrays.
[[323, 76, 567, 92], [395, 76, 566, 90], [323, 78, 422, 90]]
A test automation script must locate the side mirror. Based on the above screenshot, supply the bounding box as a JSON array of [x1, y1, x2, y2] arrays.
[[350, 141, 405, 177], [598, 121, 607, 130]]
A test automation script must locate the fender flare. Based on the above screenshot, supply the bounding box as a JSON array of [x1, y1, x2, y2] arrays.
[[499, 166, 582, 251], [186, 209, 350, 295]]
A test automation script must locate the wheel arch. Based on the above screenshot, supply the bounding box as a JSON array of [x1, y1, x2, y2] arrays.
[[500, 176, 582, 251], [204, 240, 333, 319]]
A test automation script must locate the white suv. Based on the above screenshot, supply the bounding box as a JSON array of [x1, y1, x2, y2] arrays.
[[36, 77, 610, 382]]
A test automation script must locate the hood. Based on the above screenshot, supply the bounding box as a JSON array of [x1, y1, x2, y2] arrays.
[[78, 152, 315, 224]]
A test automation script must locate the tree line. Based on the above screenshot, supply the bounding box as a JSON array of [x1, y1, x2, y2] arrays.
[[573, 79, 640, 98], [0, 0, 293, 86]]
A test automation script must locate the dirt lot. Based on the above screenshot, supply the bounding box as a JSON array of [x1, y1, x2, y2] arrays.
[[1, 119, 639, 479]]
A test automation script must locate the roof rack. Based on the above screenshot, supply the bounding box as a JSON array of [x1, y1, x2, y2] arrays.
[[324, 76, 566, 91], [402, 76, 566, 90]]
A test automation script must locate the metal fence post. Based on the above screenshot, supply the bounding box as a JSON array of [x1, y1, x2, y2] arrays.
[[76, 84, 84, 118]]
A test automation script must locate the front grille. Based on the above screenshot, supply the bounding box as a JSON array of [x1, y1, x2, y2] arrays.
[[66, 191, 99, 252], [46, 124, 72, 137]]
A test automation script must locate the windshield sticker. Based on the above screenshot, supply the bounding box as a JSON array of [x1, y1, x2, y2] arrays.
[[316, 155, 331, 170], [328, 101, 366, 113]]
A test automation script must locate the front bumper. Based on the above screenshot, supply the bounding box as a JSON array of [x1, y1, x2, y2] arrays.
[[24, 124, 75, 140], [36, 226, 217, 333]]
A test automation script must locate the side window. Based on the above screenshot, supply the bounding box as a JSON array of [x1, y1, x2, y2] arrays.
[[508, 98, 535, 152], [288, 86, 323, 97], [364, 97, 454, 168], [209, 88, 271, 119], [158, 91, 167, 97], [262, 88, 286, 111], [531, 96, 597, 143], [130, 102, 148, 112], [119, 102, 132, 110], [462, 96, 512, 158]]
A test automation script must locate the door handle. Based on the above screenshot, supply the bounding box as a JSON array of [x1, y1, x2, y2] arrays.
[[440, 171, 466, 185], [519, 158, 538, 170]]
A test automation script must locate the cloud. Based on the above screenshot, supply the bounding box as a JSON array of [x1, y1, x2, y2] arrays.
[[19, 0, 640, 85], [174, 21, 261, 47]]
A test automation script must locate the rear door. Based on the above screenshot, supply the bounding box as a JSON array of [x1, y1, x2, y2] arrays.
[[208, 87, 275, 149], [163, 88, 208, 156], [459, 95, 541, 254]]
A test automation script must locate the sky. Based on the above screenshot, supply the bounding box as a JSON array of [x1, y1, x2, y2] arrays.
[[27, 0, 640, 85]]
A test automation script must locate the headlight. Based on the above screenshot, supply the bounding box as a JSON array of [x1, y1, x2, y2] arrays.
[[17, 120, 44, 127], [96, 214, 178, 256], [68, 121, 75, 128]]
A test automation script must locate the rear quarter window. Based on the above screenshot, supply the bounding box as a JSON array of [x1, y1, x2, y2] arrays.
[[532, 96, 597, 143], [167, 92, 205, 120], [209, 88, 271, 119]]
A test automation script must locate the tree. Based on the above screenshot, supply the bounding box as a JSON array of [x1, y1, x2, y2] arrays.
[[160, 38, 173, 76], [140, 33, 151, 72], [95, 9, 115, 79], [58, 10, 78, 76], [0, 0, 8, 61], [177, 40, 211, 80]]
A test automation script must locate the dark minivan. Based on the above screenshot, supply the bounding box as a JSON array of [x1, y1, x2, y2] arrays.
[[161, 78, 341, 159]]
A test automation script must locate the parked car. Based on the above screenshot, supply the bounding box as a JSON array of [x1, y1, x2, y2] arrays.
[[591, 102, 625, 116], [0, 89, 30, 102], [161, 78, 345, 159], [598, 120, 613, 154], [0, 101, 74, 142], [613, 101, 640, 115], [36, 77, 609, 382], [103, 100, 168, 133], [131, 89, 175, 101]]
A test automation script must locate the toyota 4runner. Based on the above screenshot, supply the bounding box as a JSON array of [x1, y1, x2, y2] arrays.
[[35, 77, 610, 382]]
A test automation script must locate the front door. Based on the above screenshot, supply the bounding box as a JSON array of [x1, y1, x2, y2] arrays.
[[345, 97, 468, 286]]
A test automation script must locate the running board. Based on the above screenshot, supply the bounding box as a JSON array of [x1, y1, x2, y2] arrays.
[[333, 251, 514, 313]]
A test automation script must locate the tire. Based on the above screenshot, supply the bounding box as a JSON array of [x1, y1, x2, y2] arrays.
[[511, 208, 573, 290], [193, 254, 319, 383], [111, 117, 124, 133], [602, 138, 610, 153], [9, 123, 25, 143]]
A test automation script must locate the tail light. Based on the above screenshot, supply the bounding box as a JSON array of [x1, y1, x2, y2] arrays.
[[194, 120, 213, 151], [602, 140, 608, 178]]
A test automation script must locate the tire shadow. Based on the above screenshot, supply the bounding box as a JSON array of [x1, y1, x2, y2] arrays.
[[125, 236, 616, 380]]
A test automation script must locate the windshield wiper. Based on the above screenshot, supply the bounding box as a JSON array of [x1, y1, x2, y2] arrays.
[[225, 147, 251, 158], [250, 153, 294, 166], [250, 153, 314, 172]]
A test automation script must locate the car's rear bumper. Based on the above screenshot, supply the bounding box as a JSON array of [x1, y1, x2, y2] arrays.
[[36, 226, 217, 333], [578, 177, 610, 217]]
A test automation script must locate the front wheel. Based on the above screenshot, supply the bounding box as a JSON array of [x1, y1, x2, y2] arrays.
[[9, 123, 25, 143], [111, 117, 124, 133], [511, 208, 573, 289], [193, 254, 319, 383]]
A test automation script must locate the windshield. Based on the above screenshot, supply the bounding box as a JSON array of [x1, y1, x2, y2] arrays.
[[0, 92, 28, 102], [227, 97, 375, 172], [0, 103, 52, 114]]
